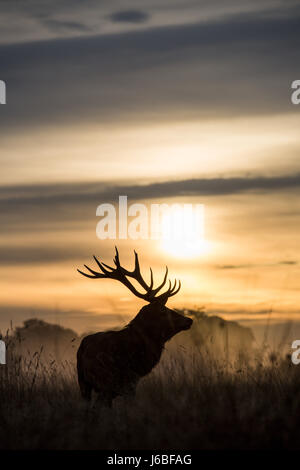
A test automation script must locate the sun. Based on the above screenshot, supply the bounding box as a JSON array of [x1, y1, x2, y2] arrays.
[[160, 205, 209, 258]]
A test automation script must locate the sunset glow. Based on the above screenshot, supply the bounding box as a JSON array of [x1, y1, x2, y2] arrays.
[[160, 205, 210, 258], [0, 0, 299, 339]]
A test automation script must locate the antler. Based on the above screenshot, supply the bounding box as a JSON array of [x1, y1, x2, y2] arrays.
[[77, 247, 181, 303]]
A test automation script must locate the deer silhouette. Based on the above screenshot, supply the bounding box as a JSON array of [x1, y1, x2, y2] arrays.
[[77, 247, 192, 406]]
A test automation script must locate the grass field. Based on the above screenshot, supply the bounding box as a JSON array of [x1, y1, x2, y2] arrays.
[[0, 339, 299, 450]]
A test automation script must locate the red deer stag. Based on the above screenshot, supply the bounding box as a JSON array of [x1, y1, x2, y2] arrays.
[[77, 247, 192, 406]]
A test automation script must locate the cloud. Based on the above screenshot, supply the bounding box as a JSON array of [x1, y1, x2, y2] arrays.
[[109, 9, 149, 24], [0, 245, 87, 265], [42, 18, 92, 33], [217, 264, 251, 270], [1, 173, 300, 205], [0, 0, 297, 46], [278, 260, 298, 265], [0, 174, 299, 235], [216, 260, 298, 270], [0, 5, 299, 130]]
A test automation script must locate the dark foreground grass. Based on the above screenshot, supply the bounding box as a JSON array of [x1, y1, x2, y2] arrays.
[[0, 346, 299, 450]]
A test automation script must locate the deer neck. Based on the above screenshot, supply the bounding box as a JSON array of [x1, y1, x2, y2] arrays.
[[128, 321, 165, 348], [125, 320, 165, 374]]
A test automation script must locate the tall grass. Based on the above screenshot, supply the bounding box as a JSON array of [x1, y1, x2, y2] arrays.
[[0, 341, 299, 450]]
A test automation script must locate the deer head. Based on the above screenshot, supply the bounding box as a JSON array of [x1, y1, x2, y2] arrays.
[[78, 247, 192, 342]]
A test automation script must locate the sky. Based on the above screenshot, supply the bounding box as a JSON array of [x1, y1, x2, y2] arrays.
[[0, 0, 300, 341]]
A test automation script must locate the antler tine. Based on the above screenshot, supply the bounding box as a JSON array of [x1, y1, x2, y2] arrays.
[[148, 266, 169, 297], [149, 267, 154, 290], [85, 263, 105, 277], [77, 256, 115, 280], [169, 278, 177, 293], [114, 249, 152, 292], [134, 249, 140, 270], [78, 249, 181, 303], [166, 279, 173, 294], [131, 250, 151, 291], [77, 262, 106, 278], [113, 246, 120, 268], [93, 255, 114, 276], [154, 278, 181, 301], [77, 268, 102, 279], [169, 279, 181, 297], [166, 278, 177, 295], [101, 262, 115, 271], [78, 252, 154, 300]]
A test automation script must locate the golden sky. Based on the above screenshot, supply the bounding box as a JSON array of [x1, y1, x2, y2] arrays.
[[0, 0, 300, 336]]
